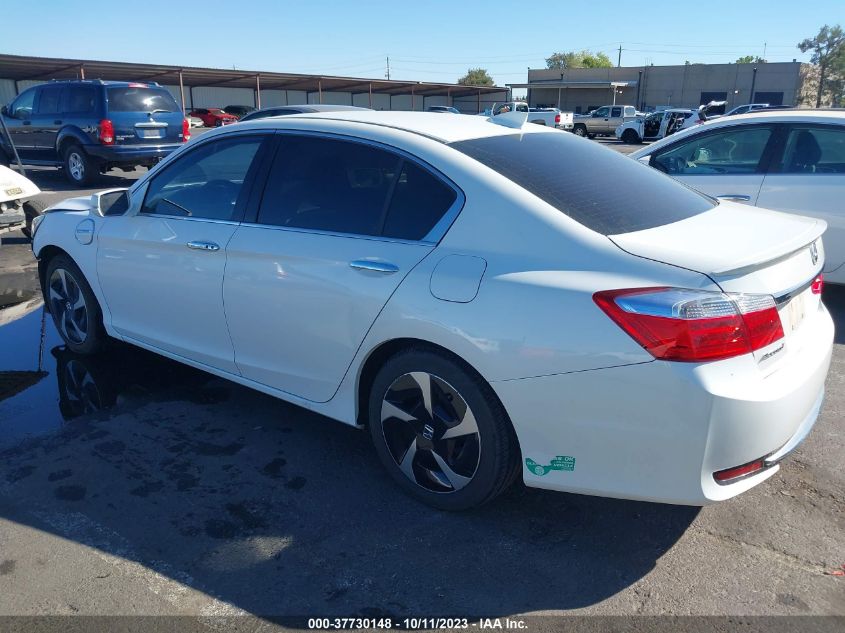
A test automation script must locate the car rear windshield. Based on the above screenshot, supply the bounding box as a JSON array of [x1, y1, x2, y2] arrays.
[[449, 132, 715, 235], [107, 87, 179, 112]]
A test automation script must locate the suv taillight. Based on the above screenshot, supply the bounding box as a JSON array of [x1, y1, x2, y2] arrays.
[[98, 119, 114, 145], [555, 113, 561, 124], [811, 274, 824, 295], [182, 118, 191, 143], [593, 287, 784, 362]]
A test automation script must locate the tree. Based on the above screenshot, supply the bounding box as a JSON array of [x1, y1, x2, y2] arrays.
[[546, 50, 613, 69], [736, 55, 767, 63], [798, 24, 845, 107], [457, 68, 494, 87]]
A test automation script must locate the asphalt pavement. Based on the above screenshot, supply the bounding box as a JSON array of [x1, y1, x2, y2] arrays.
[[0, 136, 842, 631]]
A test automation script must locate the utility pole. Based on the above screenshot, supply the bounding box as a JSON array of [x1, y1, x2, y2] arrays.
[[762, 42, 767, 60], [386, 57, 390, 81], [617, 45, 622, 67]]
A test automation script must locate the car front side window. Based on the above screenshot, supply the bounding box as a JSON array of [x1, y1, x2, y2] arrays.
[[594, 107, 610, 117], [141, 135, 266, 221], [653, 127, 773, 176], [9, 89, 35, 119]]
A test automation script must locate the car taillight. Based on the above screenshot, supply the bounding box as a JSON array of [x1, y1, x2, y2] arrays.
[[593, 287, 784, 362], [555, 113, 561, 124], [811, 274, 823, 295], [98, 119, 114, 145], [182, 118, 191, 143]]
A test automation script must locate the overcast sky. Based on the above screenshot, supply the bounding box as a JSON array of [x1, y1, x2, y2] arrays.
[[3, 0, 839, 86]]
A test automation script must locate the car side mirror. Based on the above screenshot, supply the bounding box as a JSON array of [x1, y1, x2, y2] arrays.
[[96, 189, 130, 216]]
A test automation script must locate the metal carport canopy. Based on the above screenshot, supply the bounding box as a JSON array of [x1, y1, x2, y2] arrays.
[[0, 53, 504, 99]]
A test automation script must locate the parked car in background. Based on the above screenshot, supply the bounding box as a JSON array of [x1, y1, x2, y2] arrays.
[[630, 109, 845, 283], [616, 108, 704, 143], [572, 105, 638, 138], [32, 111, 831, 510], [0, 164, 44, 239], [186, 114, 205, 128], [239, 104, 370, 122], [224, 105, 256, 119], [0, 80, 190, 186], [491, 102, 573, 130], [724, 103, 772, 116], [427, 106, 461, 114], [189, 108, 238, 127]]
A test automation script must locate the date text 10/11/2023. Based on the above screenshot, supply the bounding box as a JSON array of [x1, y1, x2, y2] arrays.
[[307, 617, 528, 629]]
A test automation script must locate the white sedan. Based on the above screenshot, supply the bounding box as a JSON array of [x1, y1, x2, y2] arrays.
[[630, 110, 845, 284], [31, 111, 833, 510]]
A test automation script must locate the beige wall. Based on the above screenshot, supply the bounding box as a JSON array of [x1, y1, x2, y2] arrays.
[[526, 62, 805, 112]]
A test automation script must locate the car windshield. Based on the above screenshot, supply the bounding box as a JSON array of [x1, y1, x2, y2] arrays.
[[450, 132, 715, 235], [107, 87, 179, 112], [208, 109, 225, 114]]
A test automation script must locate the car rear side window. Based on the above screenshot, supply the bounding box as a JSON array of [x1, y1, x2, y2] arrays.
[[37, 87, 63, 115], [450, 132, 714, 235], [142, 135, 266, 221], [777, 125, 845, 174], [257, 135, 400, 237], [257, 135, 457, 240], [64, 86, 97, 114], [382, 161, 457, 240], [107, 87, 179, 112]]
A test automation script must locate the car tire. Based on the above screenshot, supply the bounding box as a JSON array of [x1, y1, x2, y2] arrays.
[[573, 125, 587, 137], [621, 129, 641, 144], [21, 199, 47, 238], [44, 254, 106, 355], [63, 145, 95, 186], [368, 348, 520, 511]]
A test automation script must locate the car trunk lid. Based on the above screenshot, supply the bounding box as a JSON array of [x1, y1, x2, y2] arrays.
[[609, 201, 827, 364]]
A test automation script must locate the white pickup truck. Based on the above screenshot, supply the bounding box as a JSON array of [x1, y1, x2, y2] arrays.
[[491, 102, 574, 130]]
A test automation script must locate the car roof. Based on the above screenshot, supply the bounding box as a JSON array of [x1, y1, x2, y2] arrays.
[[233, 110, 544, 143]]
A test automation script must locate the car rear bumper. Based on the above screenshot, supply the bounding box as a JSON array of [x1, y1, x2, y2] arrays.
[[492, 302, 834, 505], [85, 143, 182, 164]]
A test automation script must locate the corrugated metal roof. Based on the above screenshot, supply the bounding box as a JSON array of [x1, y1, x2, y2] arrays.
[[0, 54, 504, 98]]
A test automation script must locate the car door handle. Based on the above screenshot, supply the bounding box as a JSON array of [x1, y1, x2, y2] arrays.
[[22, 121, 31, 125], [349, 259, 399, 274], [54, 119, 63, 125], [186, 240, 220, 251], [716, 194, 751, 202]]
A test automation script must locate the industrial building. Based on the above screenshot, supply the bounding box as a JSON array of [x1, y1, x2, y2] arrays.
[[0, 54, 508, 114], [510, 61, 815, 113]]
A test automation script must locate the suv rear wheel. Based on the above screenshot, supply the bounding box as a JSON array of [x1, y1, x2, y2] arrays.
[[63, 145, 95, 186]]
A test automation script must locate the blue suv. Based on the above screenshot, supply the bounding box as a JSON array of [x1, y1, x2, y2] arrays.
[[0, 80, 190, 186]]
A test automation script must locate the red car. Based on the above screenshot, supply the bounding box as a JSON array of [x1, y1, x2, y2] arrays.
[[189, 108, 238, 127]]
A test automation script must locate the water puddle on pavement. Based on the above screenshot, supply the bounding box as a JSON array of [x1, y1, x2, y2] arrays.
[[0, 291, 220, 451]]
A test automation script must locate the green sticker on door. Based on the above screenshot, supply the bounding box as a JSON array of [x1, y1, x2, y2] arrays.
[[525, 456, 575, 476]]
